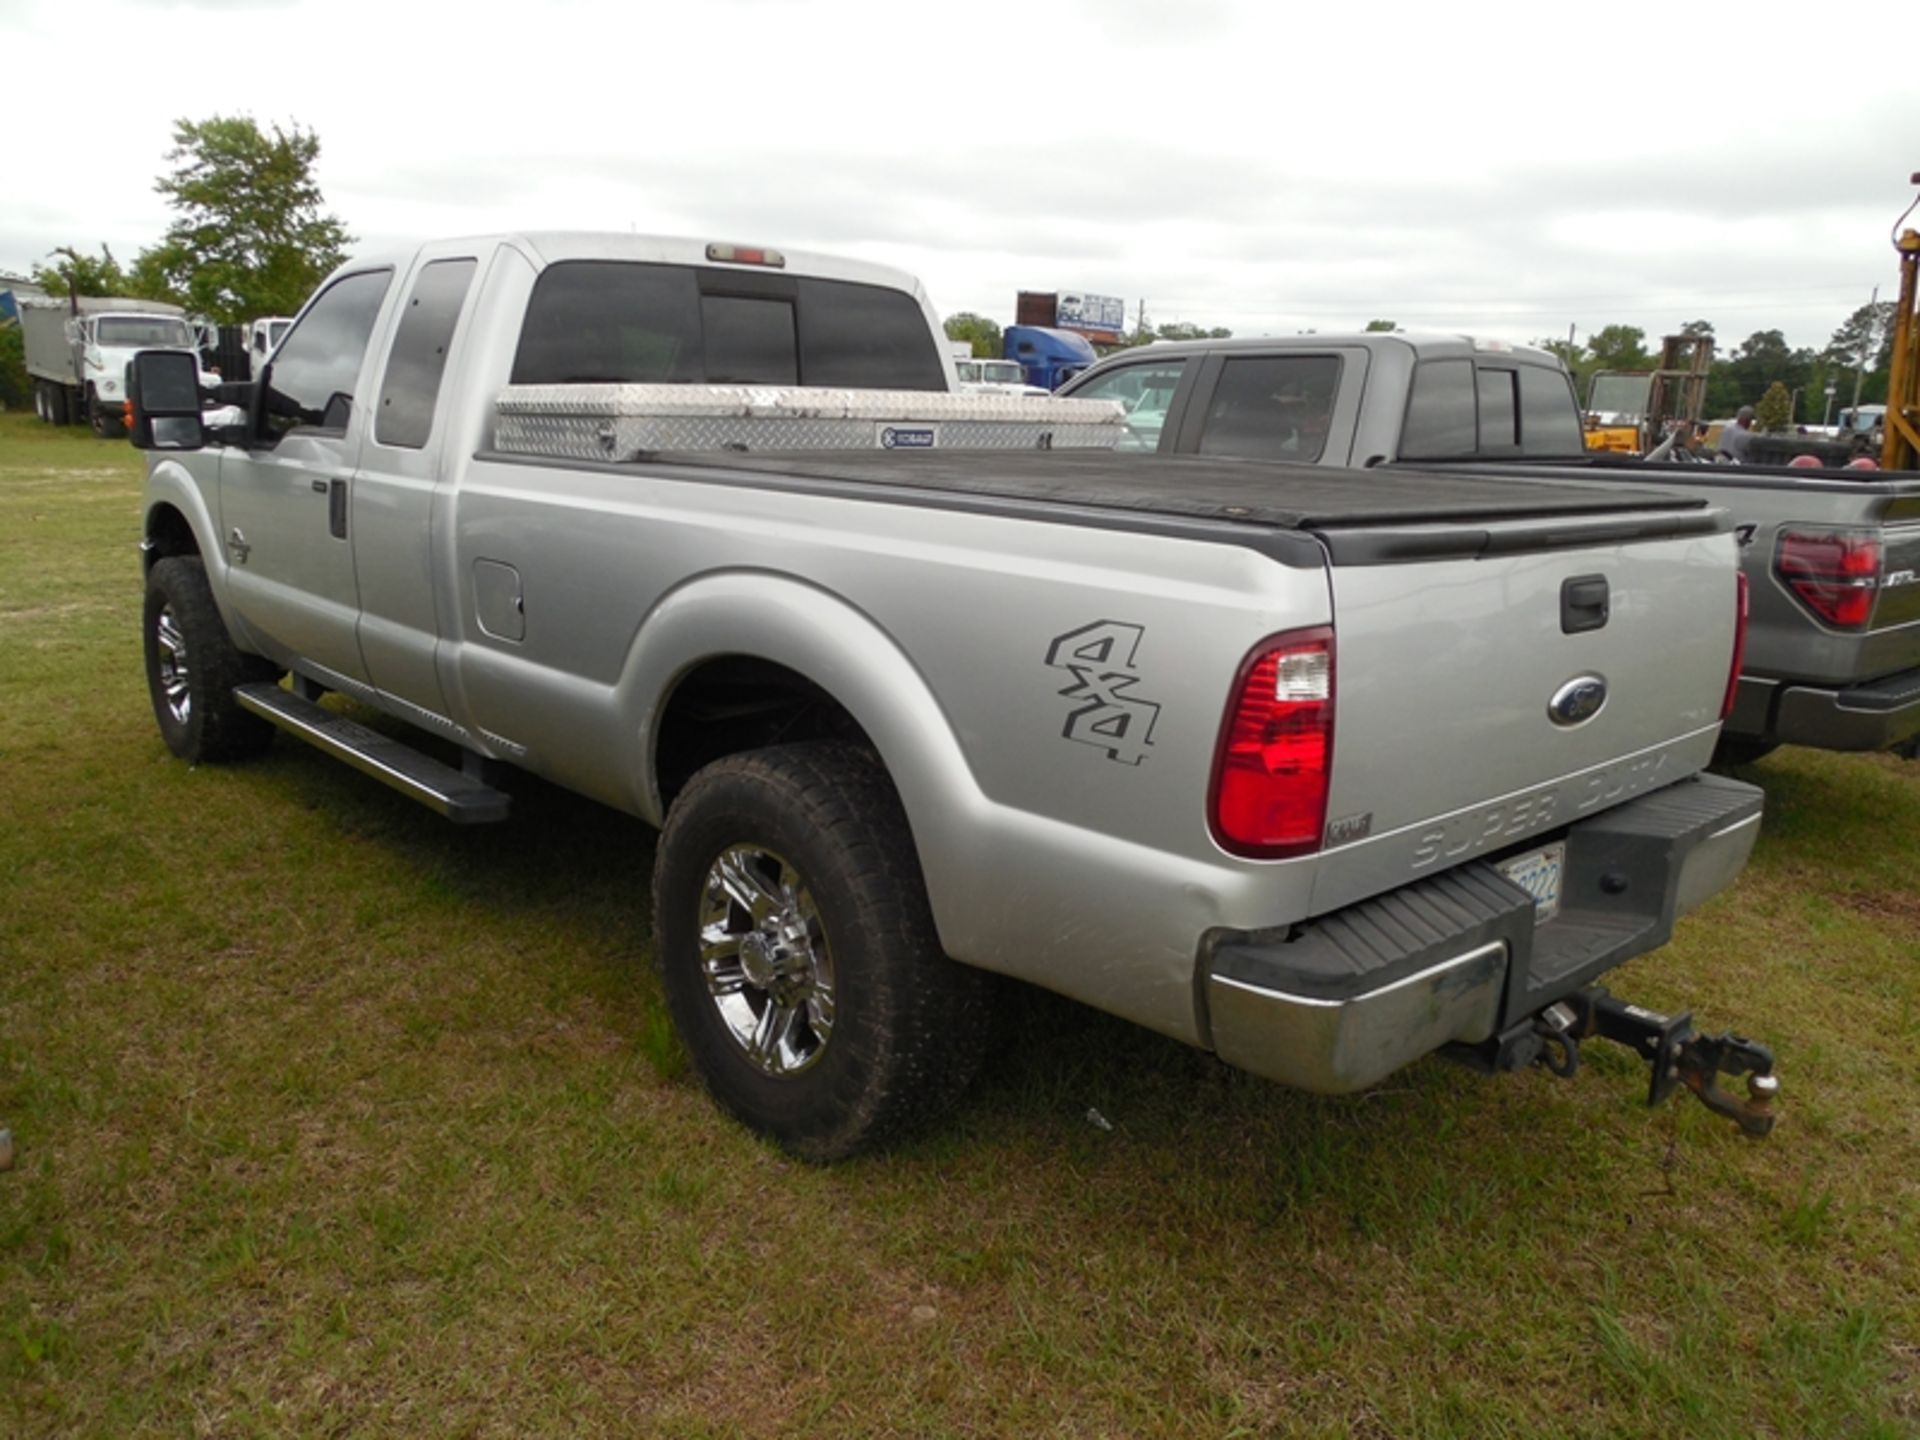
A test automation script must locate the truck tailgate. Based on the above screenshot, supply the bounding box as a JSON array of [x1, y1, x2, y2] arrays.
[[1306, 513, 1739, 917]]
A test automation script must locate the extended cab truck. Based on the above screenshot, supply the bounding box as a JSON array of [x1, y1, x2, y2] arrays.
[[1059, 333, 1920, 763], [129, 236, 1776, 1159]]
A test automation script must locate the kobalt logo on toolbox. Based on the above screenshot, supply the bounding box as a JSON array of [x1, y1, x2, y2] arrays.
[[878, 425, 938, 449]]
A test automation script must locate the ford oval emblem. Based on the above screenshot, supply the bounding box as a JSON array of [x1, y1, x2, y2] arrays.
[[1548, 674, 1608, 727]]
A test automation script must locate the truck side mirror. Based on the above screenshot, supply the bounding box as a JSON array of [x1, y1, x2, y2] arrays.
[[128, 350, 207, 451]]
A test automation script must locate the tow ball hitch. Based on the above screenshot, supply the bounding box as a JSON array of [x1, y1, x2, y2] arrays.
[[1532, 988, 1779, 1138]]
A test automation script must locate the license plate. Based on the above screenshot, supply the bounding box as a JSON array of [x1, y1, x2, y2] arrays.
[[1498, 842, 1566, 923]]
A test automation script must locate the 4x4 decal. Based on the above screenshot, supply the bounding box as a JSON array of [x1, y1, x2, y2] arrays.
[[1045, 621, 1161, 765]]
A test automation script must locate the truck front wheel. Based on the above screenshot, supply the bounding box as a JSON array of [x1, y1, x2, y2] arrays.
[[652, 742, 991, 1162], [143, 556, 280, 763], [88, 391, 125, 439]]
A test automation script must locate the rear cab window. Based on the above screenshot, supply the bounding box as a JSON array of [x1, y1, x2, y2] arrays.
[[510, 262, 946, 391], [1402, 357, 1587, 459]]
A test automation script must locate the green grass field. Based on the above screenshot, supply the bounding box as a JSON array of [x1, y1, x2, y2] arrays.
[[1, 409, 1916, 1438]]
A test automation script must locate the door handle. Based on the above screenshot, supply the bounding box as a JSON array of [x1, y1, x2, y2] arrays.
[[328, 479, 348, 539], [1561, 574, 1609, 634]]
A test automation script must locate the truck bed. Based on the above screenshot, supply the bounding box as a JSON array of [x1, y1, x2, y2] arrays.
[[620, 450, 1719, 560]]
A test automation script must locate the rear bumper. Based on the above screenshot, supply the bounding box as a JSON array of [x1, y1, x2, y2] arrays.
[[1728, 666, 1920, 752], [1203, 772, 1764, 1094]]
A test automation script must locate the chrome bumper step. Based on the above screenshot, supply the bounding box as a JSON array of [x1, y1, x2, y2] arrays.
[[234, 683, 511, 824]]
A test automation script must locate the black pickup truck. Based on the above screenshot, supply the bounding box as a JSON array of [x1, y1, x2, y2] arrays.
[[1058, 333, 1920, 762]]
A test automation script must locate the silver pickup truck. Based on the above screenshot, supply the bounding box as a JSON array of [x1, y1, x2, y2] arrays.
[[1059, 333, 1920, 763], [128, 235, 1775, 1159]]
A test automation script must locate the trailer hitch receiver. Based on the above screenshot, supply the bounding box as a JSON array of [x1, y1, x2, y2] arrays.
[[1555, 988, 1779, 1138]]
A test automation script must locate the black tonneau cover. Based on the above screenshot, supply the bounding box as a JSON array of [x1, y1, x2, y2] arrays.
[[1417, 453, 1920, 494], [671, 450, 1709, 528], [638, 451, 1722, 565]]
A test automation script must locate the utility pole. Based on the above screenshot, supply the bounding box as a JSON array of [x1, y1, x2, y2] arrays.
[[1849, 285, 1880, 417], [1134, 298, 1147, 346]]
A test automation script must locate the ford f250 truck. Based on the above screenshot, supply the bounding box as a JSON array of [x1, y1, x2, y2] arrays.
[[1060, 333, 1920, 763], [128, 235, 1776, 1159]]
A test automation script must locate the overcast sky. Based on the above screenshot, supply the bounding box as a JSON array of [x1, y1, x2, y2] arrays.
[[4, 0, 1914, 352]]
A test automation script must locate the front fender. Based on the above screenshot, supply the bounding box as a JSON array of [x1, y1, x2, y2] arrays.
[[142, 455, 259, 650]]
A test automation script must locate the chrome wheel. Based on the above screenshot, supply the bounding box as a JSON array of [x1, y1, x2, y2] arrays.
[[698, 843, 836, 1076], [154, 602, 191, 726]]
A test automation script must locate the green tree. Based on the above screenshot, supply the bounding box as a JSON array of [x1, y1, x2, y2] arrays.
[[1678, 318, 1715, 340], [1363, 318, 1397, 332], [1824, 301, 1895, 406], [0, 324, 29, 412], [1727, 329, 1814, 410], [1585, 324, 1653, 372], [134, 116, 352, 323], [942, 312, 1002, 358], [29, 244, 133, 300], [1153, 321, 1232, 342], [1753, 380, 1792, 434]]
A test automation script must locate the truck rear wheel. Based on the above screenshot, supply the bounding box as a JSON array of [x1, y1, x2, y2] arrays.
[[143, 556, 280, 763], [652, 742, 991, 1162], [48, 383, 71, 426]]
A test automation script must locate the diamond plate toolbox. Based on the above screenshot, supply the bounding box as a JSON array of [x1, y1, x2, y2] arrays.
[[493, 384, 1127, 461]]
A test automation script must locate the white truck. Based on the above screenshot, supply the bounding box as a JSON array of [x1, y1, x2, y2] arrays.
[[125, 233, 1779, 1159], [23, 295, 210, 437], [249, 316, 294, 369]]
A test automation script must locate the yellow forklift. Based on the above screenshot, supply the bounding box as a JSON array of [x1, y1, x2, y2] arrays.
[[1582, 333, 1714, 455]]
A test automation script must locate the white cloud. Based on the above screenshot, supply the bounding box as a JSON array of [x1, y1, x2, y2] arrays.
[[2, 0, 1913, 349]]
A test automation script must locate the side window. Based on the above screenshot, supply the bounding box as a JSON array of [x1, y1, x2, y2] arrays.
[[1476, 367, 1518, 452], [1068, 360, 1187, 452], [1400, 359, 1477, 459], [376, 258, 478, 449], [261, 270, 393, 441], [1518, 365, 1586, 454], [1196, 355, 1342, 462]]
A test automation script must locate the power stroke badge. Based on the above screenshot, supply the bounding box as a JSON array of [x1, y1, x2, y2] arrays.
[[1045, 621, 1162, 765]]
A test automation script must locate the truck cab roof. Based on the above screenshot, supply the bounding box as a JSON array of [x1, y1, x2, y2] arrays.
[[1123, 330, 1565, 368], [333, 232, 931, 299]]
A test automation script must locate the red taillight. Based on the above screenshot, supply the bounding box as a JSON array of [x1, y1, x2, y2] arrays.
[[1209, 628, 1335, 858], [1776, 530, 1881, 630], [1721, 572, 1749, 721]]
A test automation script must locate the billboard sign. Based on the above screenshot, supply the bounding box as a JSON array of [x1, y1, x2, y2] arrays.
[[1056, 292, 1127, 338]]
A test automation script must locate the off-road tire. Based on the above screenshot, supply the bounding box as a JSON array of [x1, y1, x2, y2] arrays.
[[143, 556, 280, 763], [1710, 735, 1779, 769], [652, 741, 992, 1162]]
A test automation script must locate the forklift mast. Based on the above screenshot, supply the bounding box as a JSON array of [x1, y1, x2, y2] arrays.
[[1645, 333, 1713, 443], [1884, 173, 1919, 472]]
